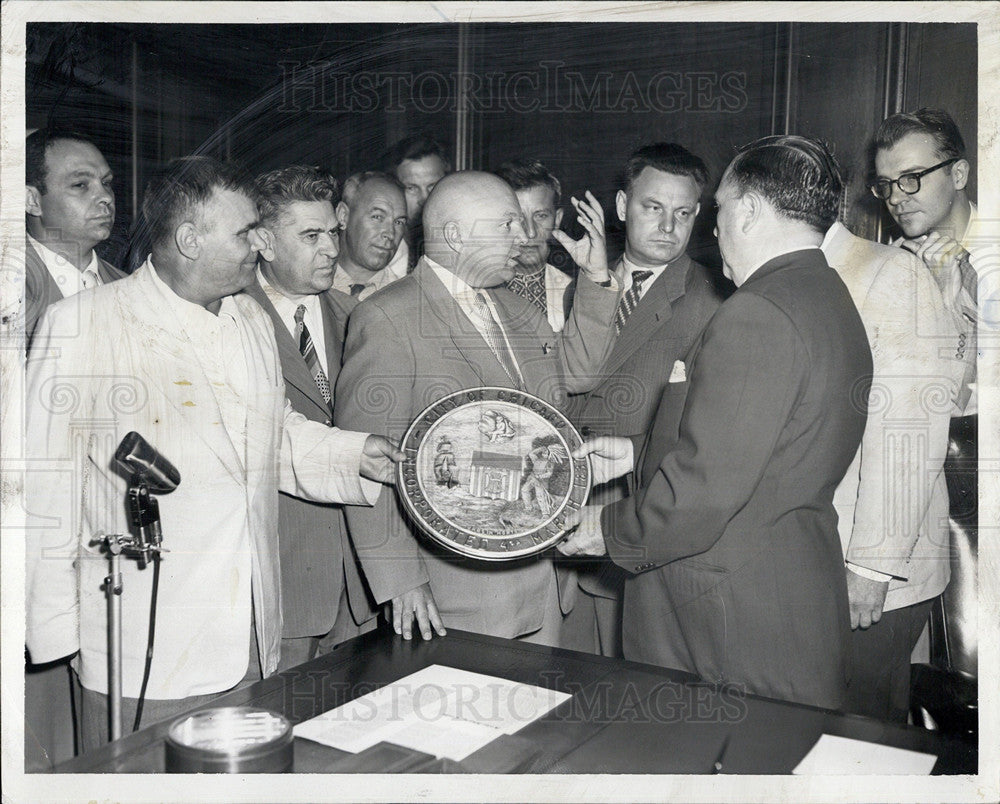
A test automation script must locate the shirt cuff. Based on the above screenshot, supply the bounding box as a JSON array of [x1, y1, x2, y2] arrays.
[[845, 561, 893, 583], [336, 429, 384, 506]]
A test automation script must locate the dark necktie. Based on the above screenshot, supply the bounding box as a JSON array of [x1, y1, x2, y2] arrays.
[[473, 292, 525, 390], [614, 270, 654, 334], [294, 304, 332, 406], [349, 283, 366, 297]]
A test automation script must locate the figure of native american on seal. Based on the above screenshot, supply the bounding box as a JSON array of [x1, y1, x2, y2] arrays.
[[416, 402, 573, 536]]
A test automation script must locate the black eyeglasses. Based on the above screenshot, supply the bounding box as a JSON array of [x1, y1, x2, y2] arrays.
[[869, 158, 959, 200]]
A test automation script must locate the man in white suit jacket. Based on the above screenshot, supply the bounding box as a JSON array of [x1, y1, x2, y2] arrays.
[[822, 220, 964, 721], [25, 157, 402, 751]]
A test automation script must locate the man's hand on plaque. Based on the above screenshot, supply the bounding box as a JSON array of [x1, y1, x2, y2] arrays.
[[552, 190, 610, 282], [391, 582, 447, 641], [557, 504, 608, 557], [571, 436, 634, 485], [360, 434, 406, 485]]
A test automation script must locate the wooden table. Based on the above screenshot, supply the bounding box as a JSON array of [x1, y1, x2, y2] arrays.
[[52, 628, 977, 774]]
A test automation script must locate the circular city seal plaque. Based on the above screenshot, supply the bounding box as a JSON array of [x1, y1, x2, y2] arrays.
[[397, 387, 591, 561]]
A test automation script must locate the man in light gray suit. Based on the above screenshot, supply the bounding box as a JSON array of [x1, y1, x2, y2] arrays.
[[336, 171, 618, 645]]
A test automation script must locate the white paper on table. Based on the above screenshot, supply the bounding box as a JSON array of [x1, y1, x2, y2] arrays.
[[293, 664, 571, 762], [792, 734, 938, 775]]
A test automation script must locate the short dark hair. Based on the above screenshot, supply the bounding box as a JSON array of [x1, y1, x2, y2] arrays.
[[142, 156, 254, 250], [623, 143, 709, 193], [26, 128, 100, 193], [726, 135, 843, 232], [340, 170, 405, 208], [254, 165, 339, 226], [494, 159, 562, 205], [382, 134, 451, 172], [875, 107, 966, 161]]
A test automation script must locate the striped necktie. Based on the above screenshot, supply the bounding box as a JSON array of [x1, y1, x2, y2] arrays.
[[473, 292, 525, 390], [294, 304, 332, 406], [614, 270, 654, 334]]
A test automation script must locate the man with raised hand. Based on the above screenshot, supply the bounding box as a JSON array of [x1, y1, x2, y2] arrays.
[[336, 170, 618, 646]]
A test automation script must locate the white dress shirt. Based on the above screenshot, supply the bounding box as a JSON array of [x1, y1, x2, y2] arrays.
[[332, 253, 408, 301], [28, 233, 102, 297], [618, 254, 671, 300], [149, 261, 249, 465], [257, 269, 329, 373], [427, 258, 525, 382]]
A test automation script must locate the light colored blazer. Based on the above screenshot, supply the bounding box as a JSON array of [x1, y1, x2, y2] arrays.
[[823, 222, 963, 610], [25, 261, 379, 698], [335, 259, 617, 638]]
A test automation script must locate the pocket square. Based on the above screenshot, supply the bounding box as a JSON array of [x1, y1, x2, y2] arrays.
[[668, 360, 686, 383]]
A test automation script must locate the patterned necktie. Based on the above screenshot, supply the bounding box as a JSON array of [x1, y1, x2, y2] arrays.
[[955, 251, 977, 411], [473, 292, 525, 390], [294, 304, 332, 406], [614, 270, 654, 334], [349, 283, 366, 297], [506, 268, 548, 313]]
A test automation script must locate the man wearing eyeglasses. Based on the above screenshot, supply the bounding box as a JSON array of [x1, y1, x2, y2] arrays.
[[865, 108, 983, 719], [872, 108, 978, 412]]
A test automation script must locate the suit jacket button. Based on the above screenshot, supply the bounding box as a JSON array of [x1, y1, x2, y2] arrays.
[[325, 419, 332, 427]]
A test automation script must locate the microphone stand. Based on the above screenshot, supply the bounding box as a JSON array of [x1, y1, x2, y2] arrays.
[[92, 476, 167, 741]]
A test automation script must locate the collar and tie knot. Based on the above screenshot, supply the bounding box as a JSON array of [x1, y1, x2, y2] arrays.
[[614, 269, 654, 334]]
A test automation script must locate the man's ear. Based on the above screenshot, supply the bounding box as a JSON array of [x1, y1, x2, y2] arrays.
[[739, 192, 760, 234], [335, 201, 350, 230], [615, 190, 627, 223], [554, 208, 564, 229], [443, 220, 463, 252], [26, 185, 43, 218], [950, 158, 970, 192], [175, 221, 200, 261], [257, 225, 276, 263]]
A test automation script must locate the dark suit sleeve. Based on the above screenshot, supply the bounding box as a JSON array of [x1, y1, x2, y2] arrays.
[[605, 293, 806, 568], [558, 275, 619, 393], [334, 299, 430, 604]]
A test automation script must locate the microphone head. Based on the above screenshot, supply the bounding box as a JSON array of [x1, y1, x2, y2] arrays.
[[115, 432, 181, 494]]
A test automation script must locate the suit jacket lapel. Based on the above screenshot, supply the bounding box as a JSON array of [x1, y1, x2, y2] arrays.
[[414, 260, 506, 387], [489, 288, 552, 393], [24, 238, 63, 308], [127, 265, 245, 482], [244, 280, 331, 419], [319, 291, 346, 380], [603, 255, 689, 376]]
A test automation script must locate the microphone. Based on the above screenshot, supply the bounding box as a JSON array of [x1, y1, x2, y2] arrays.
[[115, 431, 181, 494], [114, 432, 180, 564]]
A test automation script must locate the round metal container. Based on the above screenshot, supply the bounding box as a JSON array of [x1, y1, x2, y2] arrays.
[[165, 707, 293, 773]]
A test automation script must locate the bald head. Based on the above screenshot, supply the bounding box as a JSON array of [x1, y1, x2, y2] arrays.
[[423, 171, 528, 287]]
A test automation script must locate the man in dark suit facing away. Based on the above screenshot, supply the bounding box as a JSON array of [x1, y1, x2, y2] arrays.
[[560, 136, 872, 710], [562, 143, 723, 657], [246, 165, 378, 669]]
